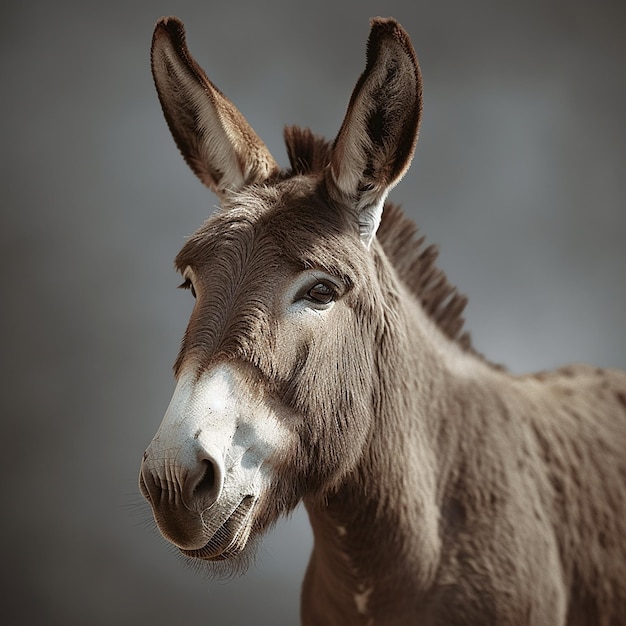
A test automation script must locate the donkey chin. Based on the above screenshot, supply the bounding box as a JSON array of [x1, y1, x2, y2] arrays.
[[139, 365, 294, 568], [179, 495, 257, 561], [140, 481, 258, 563]]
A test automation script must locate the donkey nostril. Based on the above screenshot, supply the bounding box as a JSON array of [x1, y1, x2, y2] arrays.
[[194, 459, 216, 497], [183, 456, 223, 510]]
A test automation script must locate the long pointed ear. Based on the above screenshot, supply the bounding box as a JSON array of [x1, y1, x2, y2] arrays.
[[326, 18, 423, 247], [151, 17, 279, 198]]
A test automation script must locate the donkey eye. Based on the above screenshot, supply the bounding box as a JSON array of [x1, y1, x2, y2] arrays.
[[306, 282, 336, 305], [179, 278, 197, 299]]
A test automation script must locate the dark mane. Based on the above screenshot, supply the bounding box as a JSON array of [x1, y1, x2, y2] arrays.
[[283, 124, 480, 359]]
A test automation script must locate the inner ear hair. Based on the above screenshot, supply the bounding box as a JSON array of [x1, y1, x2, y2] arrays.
[[326, 17, 423, 247]]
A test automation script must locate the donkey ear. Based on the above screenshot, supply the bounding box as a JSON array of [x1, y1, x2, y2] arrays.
[[151, 17, 279, 198], [327, 18, 423, 247]]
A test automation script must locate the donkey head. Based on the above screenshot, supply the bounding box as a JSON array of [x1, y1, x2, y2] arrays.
[[139, 16, 422, 569]]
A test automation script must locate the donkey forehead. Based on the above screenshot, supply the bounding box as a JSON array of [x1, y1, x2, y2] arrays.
[[174, 179, 365, 281]]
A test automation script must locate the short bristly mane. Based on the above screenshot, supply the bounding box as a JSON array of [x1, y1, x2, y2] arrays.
[[284, 124, 481, 361]]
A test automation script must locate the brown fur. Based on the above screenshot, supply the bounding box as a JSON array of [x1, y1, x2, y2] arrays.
[[284, 125, 478, 356], [140, 16, 626, 625]]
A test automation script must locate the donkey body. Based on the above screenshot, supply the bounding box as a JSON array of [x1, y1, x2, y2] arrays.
[[139, 16, 626, 625]]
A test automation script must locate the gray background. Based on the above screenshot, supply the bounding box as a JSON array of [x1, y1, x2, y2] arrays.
[[2, 0, 625, 624]]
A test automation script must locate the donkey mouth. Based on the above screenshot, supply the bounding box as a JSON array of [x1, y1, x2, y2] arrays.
[[180, 495, 256, 561]]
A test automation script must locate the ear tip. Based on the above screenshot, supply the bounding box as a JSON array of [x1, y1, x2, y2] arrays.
[[368, 16, 415, 55], [153, 16, 186, 43], [152, 16, 190, 68], [155, 15, 184, 29], [368, 16, 405, 38], [369, 16, 399, 28]]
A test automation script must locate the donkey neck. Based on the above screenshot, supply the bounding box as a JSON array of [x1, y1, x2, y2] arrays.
[[301, 255, 474, 624]]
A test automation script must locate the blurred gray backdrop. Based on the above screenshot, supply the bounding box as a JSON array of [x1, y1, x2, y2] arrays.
[[2, 0, 625, 624]]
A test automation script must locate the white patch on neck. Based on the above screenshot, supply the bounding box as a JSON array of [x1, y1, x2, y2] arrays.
[[354, 584, 373, 617], [330, 523, 374, 622]]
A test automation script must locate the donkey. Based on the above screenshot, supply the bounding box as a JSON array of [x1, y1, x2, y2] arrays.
[[139, 16, 626, 625]]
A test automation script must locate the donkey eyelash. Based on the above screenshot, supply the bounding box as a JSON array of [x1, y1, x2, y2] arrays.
[[178, 278, 197, 297]]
